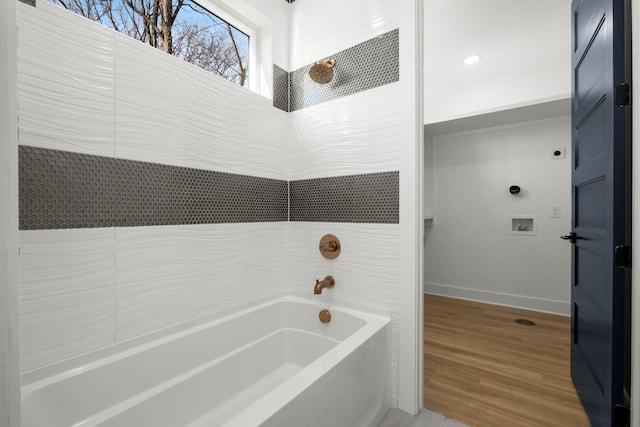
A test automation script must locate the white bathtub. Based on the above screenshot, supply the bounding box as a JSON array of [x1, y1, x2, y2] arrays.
[[21, 295, 391, 427]]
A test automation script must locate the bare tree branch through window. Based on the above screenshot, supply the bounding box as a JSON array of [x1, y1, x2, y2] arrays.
[[49, 0, 249, 86]]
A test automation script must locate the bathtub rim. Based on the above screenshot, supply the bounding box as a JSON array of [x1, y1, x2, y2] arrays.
[[21, 290, 391, 396], [220, 314, 391, 427]]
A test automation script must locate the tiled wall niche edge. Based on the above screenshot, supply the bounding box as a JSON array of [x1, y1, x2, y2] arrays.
[[272, 28, 399, 112], [19, 146, 400, 229]]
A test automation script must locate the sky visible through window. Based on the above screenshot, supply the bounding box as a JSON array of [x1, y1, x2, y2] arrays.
[[49, 0, 250, 86]]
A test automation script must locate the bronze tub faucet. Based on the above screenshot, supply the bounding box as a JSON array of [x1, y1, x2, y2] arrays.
[[314, 276, 335, 294]]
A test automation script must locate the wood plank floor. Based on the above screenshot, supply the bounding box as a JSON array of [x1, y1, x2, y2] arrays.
[[423, 295, 591, 427]]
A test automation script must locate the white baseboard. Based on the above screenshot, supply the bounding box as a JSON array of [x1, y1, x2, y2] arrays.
[[423, 282, 570, 316]]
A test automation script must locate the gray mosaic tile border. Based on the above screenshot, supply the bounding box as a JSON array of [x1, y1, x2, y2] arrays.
[[20, 147, 398, 229], [289, 172, 399, 224], [271, 29, 399, 113], [272, 64, 289, 112], [289, 29, 399, 112], [19, 146, 288, 230]]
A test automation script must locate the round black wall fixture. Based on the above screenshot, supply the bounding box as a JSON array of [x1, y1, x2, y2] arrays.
[[509, 185, 521, 195]]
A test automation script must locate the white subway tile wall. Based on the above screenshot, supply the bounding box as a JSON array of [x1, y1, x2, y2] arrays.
[[20, 287, 115, 372], [288, 83, 400, 180], [286, 222, 401, 399], [17, 4, 114, 156], [19, 228, 115, 302], [18, 0, 401, 409], [273, 29, 399, 112], [284, 0, 401, 404], [17, 1, 290, 371]]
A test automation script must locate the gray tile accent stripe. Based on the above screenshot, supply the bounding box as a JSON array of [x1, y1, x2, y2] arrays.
[[19, 147, 398, 228], [19, 146, 288, 230], [289, 172, 399, 224], [289, 29, 399, 112], [272, 29, 399, 113], [272, 64, 289, 112]]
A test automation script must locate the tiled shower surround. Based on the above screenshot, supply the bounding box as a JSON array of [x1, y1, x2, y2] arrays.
[[18, 0, 403, 405], [273, 29, 399, 112], [19, 24, 402, 230]]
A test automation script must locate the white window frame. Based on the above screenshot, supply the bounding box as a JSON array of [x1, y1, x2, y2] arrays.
[[195, 0, 271, 97]]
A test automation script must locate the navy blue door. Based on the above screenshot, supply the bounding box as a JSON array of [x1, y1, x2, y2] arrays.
[[570, 0, 630, 426]]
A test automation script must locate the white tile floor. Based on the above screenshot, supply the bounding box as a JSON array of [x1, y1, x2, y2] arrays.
[[377, 408, 470, 427]]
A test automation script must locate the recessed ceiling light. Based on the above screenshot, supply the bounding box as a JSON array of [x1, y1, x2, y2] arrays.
[[464, 54, 481, 65]]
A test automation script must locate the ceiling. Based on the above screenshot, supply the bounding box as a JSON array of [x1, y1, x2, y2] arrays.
[[424, 0, 571, 82], [424, 0, 572, 122]]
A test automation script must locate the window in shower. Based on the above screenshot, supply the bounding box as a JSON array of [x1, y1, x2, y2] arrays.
[[48, 0, 251, 87]]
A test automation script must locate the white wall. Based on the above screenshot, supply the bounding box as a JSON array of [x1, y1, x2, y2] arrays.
[[0, 0, 20, 425], [288, 0, 398, 71], [424, 117, 572, 315], [245, 0, 289, 69], [397, 0, 423, 412], [424, 136, 434, 218], [425, 60, 571, 125], [17, 1, 291, 372]]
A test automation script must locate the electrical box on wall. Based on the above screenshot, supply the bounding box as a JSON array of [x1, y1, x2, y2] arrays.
[[510, 215, 536, 235]]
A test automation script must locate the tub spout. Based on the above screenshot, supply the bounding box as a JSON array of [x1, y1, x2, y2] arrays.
[[314, 276, 335, 294]]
